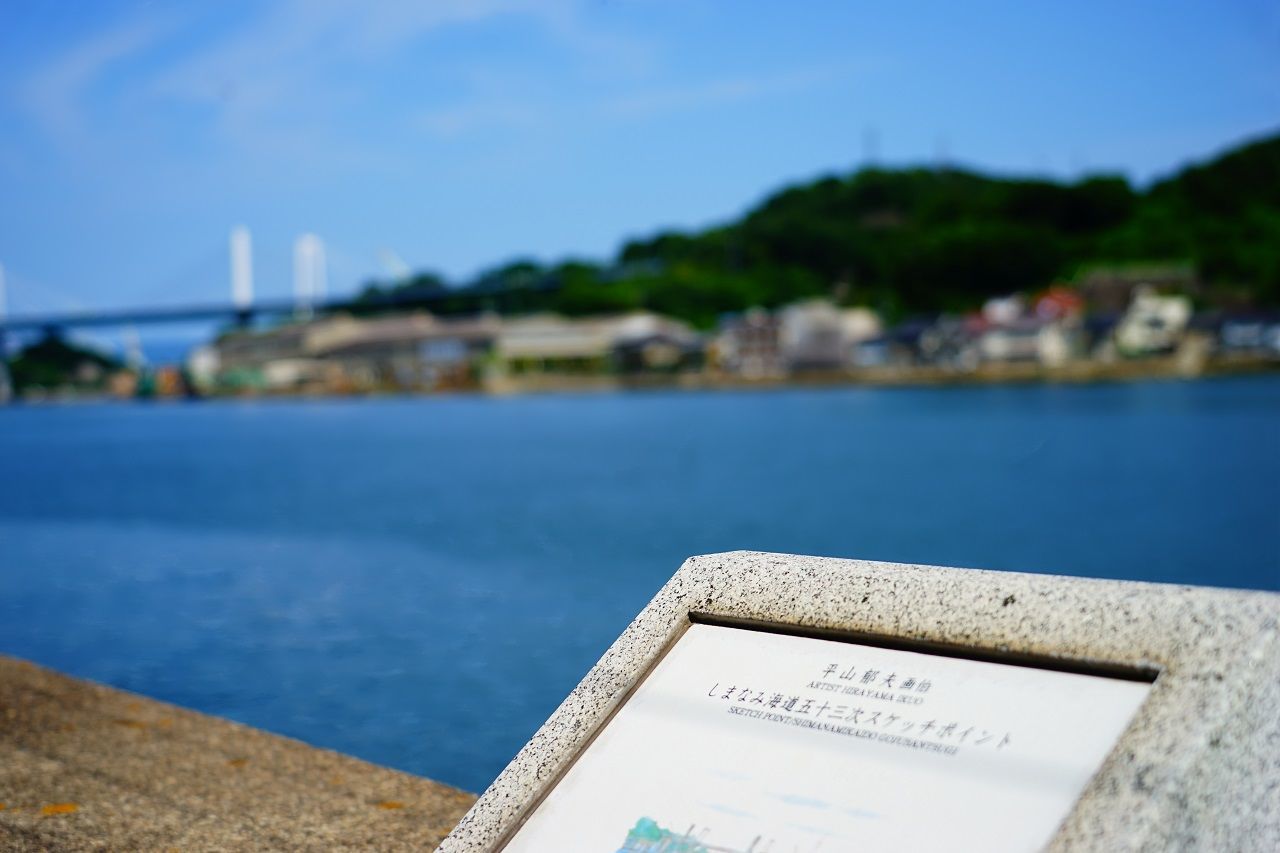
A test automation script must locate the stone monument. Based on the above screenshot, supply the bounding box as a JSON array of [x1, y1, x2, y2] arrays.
[[440, 551, 1280, 851]]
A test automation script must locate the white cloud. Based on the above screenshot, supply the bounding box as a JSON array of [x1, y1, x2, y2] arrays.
[[5, 0, 673, 197], [148, 0, 624, 113], [12, 0, 660, 168], [133, 0, 650, 158]]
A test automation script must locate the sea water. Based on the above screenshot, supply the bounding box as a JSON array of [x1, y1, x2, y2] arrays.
[[1, 376, 1276, 792]]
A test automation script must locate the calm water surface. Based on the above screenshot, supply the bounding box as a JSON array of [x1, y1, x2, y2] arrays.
[[1, 377, 1277, 792]]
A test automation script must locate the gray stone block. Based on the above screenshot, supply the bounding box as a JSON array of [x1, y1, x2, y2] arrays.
[[440, 551, 1280, 852]]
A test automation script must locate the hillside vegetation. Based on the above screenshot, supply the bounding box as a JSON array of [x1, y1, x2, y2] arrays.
[[362, 131, 1280, 327]]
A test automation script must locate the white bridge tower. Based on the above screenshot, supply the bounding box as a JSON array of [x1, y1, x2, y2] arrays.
[[292, 233, 327, 319], [229, 225, 254, 312]]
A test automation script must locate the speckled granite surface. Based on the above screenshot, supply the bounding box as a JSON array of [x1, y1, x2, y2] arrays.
[[0, 655, 475, 851], [440, 551, 1280, 852]]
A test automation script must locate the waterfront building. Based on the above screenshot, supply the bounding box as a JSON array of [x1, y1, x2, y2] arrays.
[[494, 312, 697, 376], [610, 314, 703, 374], [1033, 286, 1085, 321], [185, 344, 220, 392], [713, 308, 784, 378], [1077, 264, 1197, 315], [918, 316, 982, 371], [214, 322, 313, 374], [311, 313, 497, 391], [1218, 313, 1280, 358], [208, 313, 500, 392], [777, 299, 882, 372], [778, 299, 846, 371], [210, 319, 339, 391], [494, 313, 620, 375], [981, 294, 1025, 326], [977, 317, 1077, 367], [1114, 286, 1192, 356], [852, 318, 933, 369], [976, 289, 1083, 367]]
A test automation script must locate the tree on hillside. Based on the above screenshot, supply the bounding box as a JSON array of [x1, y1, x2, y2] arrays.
[[9, 333, 122, 392], [369, 130, 1280, 323]]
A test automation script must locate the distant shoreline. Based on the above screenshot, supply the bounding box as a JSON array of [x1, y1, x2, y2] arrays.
[[484, 355, 1279, 397], [7, 354, 1278, 406]]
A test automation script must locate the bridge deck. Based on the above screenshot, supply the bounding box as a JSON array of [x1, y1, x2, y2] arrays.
[[0, 655, 474, 851]]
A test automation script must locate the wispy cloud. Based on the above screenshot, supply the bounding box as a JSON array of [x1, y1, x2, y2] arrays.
[[148, 0, 524, 107], [134, 0, 649, 162], [148, 0, 640, 117], [12, 0, 648, 165], [533, 0, 655, 76], [418, 101, 543, 138], [19, 17, 168, 146]]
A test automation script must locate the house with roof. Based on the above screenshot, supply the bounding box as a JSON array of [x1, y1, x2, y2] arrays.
[[776, 299, 883, 372], [1114, 286, 1192, 356], [974, 290, 1083, 367], [312, 313, 498, 390], [494, 312, 699, 377], [713, 308, 784, 378]]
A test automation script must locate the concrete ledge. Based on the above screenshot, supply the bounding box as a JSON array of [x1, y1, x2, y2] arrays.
[[0, 655, 474, 851]]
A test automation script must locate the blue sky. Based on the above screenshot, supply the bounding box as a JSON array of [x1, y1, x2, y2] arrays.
[[1, 0, 1278, 319]]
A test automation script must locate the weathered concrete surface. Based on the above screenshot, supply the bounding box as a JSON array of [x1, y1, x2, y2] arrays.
[[0, 655, 474, 851], [443, 551, 1280, 852]]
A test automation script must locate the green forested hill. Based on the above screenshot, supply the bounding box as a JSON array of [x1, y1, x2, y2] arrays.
[[364, 130, 1280, 327], [1098, 134, 1280, 305], [9, 334, 121, 392]]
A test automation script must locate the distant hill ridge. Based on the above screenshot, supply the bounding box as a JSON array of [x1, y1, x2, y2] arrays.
[[362, 130, 1280, 327]]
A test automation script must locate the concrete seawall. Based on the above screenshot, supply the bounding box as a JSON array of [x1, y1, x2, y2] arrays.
[[0, 655, 474, 851]]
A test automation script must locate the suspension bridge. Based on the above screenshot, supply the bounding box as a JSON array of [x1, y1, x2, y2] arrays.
[[0, 228, 549, 400], [2, 226, 351, 335]]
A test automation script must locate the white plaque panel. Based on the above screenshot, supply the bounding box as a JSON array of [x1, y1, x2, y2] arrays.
[[504, 622, 1152, 852]]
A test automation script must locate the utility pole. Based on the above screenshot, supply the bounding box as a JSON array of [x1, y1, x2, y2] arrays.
[[862, 125, 880, 168], [935, 133, 951, 171]]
